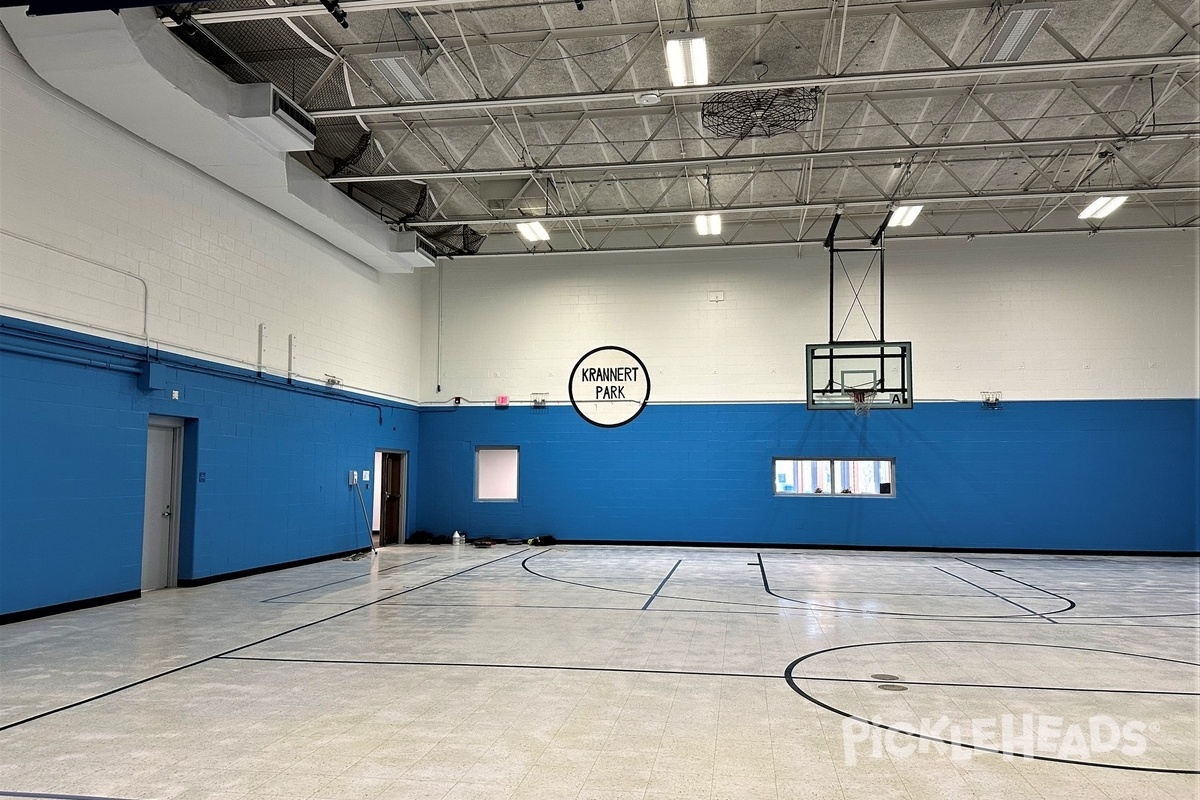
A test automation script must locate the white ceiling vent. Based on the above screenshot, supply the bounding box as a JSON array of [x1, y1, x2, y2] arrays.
[[231, 84, 316, 152], [384, 231, 439, 271]]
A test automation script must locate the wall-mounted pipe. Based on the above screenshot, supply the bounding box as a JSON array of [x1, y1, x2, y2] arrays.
[[0, 229, 150, 344]]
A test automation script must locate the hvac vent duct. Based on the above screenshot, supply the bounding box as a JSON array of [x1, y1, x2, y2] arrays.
[[384, 231, 439, 271], [231, 83, 316, 152]]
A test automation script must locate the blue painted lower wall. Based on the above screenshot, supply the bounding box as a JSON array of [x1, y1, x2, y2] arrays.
[[415, 400, 1199, 553], [3, 317, 1197, 617], [0, 318, 418, 617]]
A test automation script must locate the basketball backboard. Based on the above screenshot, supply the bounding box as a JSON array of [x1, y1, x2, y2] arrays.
[[806, 341, 912, 410]]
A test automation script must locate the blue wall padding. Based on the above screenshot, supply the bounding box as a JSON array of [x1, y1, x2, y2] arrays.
[[0, 317, 418, 616], [415, 401, 1198, 553]]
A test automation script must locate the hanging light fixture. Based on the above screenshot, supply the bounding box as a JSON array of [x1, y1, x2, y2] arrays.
[[887, 205, 923, 227], [1078, 151, 1129, 223], [695, 214, 722, 235], [981, 3, 1053, 64], [516, 221, 550, 242], [665, 32, 709, 87], [1078, 196, 1128, 220], [695, 169, 721, 236]]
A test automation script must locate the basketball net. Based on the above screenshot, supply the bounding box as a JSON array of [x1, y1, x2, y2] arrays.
[[851, 389, 877, 417]]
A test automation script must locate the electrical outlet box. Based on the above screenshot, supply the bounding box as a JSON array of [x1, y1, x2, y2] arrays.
[[348, 470, 358, 485]]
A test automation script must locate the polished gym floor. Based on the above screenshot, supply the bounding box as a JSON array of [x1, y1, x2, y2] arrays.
[[1, 545, 1197, 799]]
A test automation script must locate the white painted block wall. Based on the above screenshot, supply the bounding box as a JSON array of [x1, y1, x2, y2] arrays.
[[0, 26, 422, 402], [421, 231, 1199, 404]]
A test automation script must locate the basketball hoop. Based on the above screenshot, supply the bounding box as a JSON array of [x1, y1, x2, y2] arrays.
[[851, 389, 877, 416]]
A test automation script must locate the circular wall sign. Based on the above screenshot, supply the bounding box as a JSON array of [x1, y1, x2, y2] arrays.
[[568, 346, 651, 428]]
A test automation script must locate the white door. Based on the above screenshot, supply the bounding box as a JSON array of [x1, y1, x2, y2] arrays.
[[141, 424, 178, 591]]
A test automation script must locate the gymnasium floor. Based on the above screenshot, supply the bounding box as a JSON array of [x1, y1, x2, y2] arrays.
[[1, 545, 1197, 800]]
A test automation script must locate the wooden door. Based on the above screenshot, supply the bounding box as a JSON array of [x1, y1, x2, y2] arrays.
[[380, 452, 406, 545]]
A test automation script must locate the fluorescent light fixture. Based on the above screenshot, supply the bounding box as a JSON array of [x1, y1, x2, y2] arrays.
[[665, 32, 709, 87], [981, 3, 1053, 64], [695, 213, 721, 236], [1078, 195, 1128, 220], [516, 221, 550, 242], [369, 52, 436, 101], [887, 205, 923, 227]]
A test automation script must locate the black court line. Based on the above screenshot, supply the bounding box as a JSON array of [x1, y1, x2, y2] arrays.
[[521, 551, 1193, 623], [221, 652, 1200, 697], [641, 560, 682, 610], [0, 793, 139, 800], [0, 550, 528, 733], [218, 654, 777, 680], [261, 555, 437, 602], [955, 557, 1077, 613], [785, 639, 1200, 775], [756, 553, 1052, 620], [245, 599, 1200, 626], [521, 550, 656, 599], [934, 567, 1060, 623], [791, 674, 1200, 697]]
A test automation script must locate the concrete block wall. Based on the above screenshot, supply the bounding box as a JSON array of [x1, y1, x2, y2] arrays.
[[0, 26, 423, 617], [420, 232, 1198, 405], [0, 25, 421, 402], [0, 318, 419, 616], [415, 231, 1198, 551]]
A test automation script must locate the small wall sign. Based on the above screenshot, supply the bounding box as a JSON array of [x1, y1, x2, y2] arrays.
[[569, 346, 651, 428]]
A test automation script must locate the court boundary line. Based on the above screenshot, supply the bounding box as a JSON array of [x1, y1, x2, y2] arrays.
[[0, 792, 141, 800], [217, 654, 777, 680], [641, 560, 682, 610], [784, 639, 1200, 775], [217, 655, 1200, 697], [0, 550, 528, 733], [933, 567, 1062, 623], [954, 557, 1078, 612], [756, 553, 1061, 620], [260, 555, 437, 602]]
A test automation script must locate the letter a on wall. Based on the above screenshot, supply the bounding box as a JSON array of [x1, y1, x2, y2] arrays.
[[569, 346, 651, 428]]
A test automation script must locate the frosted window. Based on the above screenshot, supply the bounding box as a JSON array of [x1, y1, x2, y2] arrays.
[[476, 447, 519, 502]]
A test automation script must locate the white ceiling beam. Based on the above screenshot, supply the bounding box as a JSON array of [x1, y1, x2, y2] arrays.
[[400, 184, 1199, 227], [465, 221, 1200, 259], [171, 0, 1080, 29], [327, 129, 1199, 182], [364, 74, 1182, 130], [307, 53, 1200, 119]]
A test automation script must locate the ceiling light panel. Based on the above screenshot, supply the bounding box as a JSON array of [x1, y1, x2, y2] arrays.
[[981, 4, 1053, 64], [369, 52, 435, 102], [665, 33, 709, 87], [695, 213, 721, 235], [517, 221, 550, 242], [1078, 196, 1128, 220], [888, 205, 923, 227]]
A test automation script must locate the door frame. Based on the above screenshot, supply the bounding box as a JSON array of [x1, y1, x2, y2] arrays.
[[145, 415, 184, 589], [375, 449, 409, 545]]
